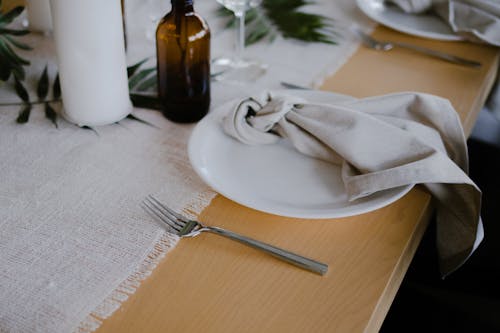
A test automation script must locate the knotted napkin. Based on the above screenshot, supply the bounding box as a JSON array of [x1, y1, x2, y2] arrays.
[[223, 91, 483, 277], [389, 0, 500, 46]]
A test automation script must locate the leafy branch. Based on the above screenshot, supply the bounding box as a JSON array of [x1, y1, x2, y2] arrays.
[[1, 2, 157, 126], [6, 59, 161, 126], [217, 0, 338, 45], [0, 0, 32, 81], [14, 64, 61, 127], [128, 58, 161, 110]]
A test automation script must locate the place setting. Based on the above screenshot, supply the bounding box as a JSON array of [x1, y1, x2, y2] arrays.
[[0, 0, 498, 332], [188, 89, 413, 219], [356, 0, 500, 46], [356, 0, 462, 41]]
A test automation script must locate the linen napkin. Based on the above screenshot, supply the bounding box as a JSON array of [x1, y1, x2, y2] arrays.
[[223, 91, 483, 277], [389, 0, 500, 46]]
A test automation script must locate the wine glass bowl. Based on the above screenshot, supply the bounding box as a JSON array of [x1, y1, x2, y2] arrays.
[[212, 0, 266, 82], [217, 0, 262, 15]]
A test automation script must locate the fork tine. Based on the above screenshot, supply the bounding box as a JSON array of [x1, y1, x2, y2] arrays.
[[142, 200, 182, 232], [141, 201, 181, 232], [145, 196, 186, 229], [145, 197, 181, 222], [148, 195, 185, 221], [149, 195, 189, 226]]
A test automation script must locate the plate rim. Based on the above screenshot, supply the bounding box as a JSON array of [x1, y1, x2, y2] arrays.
[[356, 0, 463, 41]]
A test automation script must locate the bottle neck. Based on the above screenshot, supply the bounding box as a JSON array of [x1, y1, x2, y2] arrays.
[[171, 0, 194, 12]]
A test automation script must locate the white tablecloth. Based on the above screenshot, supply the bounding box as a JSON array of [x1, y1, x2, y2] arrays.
[[0, 1, 373, 332]]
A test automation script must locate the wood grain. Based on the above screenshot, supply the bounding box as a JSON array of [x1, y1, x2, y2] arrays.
[[95, 27, 499, 333], [97, 189, 432, 333], [323, 27, 499, 135]]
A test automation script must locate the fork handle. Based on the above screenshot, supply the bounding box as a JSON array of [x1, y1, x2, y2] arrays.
[[393, 41, 481, 68], [205, 226, 328, 275]]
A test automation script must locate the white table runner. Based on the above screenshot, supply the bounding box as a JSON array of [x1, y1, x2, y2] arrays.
[[0, 1, 372, 332]]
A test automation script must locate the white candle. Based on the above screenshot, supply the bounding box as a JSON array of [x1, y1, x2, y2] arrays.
[[26, 0, 52, 33], [50, 0, 132, 126]]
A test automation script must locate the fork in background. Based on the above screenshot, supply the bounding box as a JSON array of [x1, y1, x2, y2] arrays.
[[354, 28, 481, 68], [142, 195, 328, 275]]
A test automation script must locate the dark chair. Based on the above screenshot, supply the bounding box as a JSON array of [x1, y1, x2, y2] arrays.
[[381, 138, 500, 333]]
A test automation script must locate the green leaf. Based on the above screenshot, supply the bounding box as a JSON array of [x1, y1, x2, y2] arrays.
[[37, 65, 49, 99], [14, 76, 29, 102], [53, 73, 61, 99], [0, 40, 25, 80], [246, 16, 273, 45], [44, 102, 58, 128], [0, 5, 31, 83], [217, 0, 337, 45], [0, 42, 25, 80], [10, 62, 25, 80], [127, 58, 149, 78], [126, 113, 159, 128], [128, 67, 155, 90], [0, 6, 25, 25], [0, 54, 11, 80], [135, 75, 157, 91], [0, 28, 30, 36], [16, 104, 31, 123], [0, 39, 30, 66], [3, 34, 32, 50], [129, 93, 162, 110], [80, 125, 99, 136]]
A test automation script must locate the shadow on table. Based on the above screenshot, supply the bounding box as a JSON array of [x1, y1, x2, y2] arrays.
[[381, 138, 500, 333]]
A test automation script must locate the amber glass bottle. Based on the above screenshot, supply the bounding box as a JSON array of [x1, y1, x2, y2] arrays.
[[156, 0, 210, 123]]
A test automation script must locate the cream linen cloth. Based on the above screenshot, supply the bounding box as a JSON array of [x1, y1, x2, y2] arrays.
[[389, 0, 500, 46], [223, 91, 483, 276]]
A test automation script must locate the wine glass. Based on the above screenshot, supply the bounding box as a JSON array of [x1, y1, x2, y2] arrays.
[[212, 0, 266, 82]]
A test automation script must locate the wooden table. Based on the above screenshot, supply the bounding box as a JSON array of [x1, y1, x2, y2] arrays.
[[3, 1, 498, 332], [93, 28, 498, 333]]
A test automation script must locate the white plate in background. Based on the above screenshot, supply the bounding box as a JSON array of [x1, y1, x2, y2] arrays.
[[356, 0, 463, 41]]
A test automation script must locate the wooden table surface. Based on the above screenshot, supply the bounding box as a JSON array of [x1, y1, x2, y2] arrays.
[[3, 1, 498, 332], [94, 28, 498, 333]]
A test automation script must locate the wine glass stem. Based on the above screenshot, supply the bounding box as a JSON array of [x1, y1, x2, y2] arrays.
[[235, 11, 245, 65]]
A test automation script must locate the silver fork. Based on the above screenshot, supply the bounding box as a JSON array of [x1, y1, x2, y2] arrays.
[[142, 195, 328, 275], [355, 29, 481, 68]]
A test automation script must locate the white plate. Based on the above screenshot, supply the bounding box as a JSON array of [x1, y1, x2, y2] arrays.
[[188, 90, 413, 219], [356, 0, 463, 41]]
